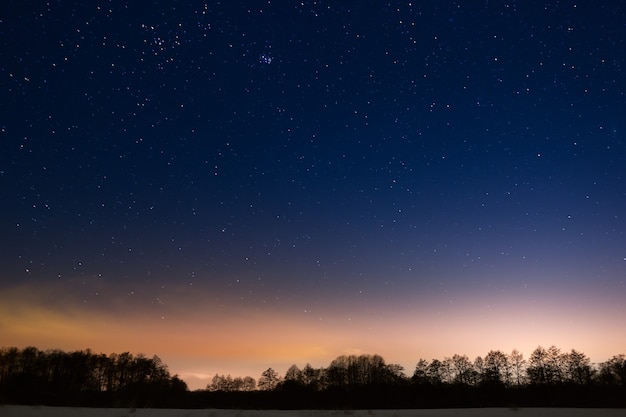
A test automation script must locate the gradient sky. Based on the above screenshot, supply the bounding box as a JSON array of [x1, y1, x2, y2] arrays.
[[1, 1, 625, 390]]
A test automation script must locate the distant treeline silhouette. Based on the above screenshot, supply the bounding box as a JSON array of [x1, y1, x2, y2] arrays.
[[1, 346, 625, 408], [0, 347, 187, 407]]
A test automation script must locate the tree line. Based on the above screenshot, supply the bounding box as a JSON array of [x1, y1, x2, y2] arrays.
[[0, 347, 187, 407], [206, 347, 625, 391], [1, 345, 625, 408]]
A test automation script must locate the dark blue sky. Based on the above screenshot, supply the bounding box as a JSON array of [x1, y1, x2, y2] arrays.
[[2, 1, 625, 389]]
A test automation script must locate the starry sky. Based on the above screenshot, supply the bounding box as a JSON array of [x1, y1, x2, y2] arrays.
[[1, 1, 625, 390]]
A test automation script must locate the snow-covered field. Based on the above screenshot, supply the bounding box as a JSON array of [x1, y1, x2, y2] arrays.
[[1, 407, 624, 417]]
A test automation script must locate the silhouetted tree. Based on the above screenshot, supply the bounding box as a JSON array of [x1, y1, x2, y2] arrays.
[[527, 345, 571, 385], [598, 354, 626, 386], [385, 363, 406, 384], [208, 374, 228, 391], [509, 349, 526, 386], [483, 350, 510, 386], [91, 352, 110, 392], [301, 363, 326, 390], [242, 375, 256, 391], [232, 376, 244, 391], [427, 359, 444, 385], [325, 354, 405, 388], [441, 357, 454, 384], [258, 368, 280, 391], [546, 345, 564, 384], [451, 354, 473, 385], [563, 349, 592, 385], [527, 346, 549, 385], [411, 359, 429, 385], [472, 356, 485, 387], [284, 364, 303, 384]]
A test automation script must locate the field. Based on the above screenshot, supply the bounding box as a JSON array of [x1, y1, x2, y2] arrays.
[[1, 407, 625, 417]]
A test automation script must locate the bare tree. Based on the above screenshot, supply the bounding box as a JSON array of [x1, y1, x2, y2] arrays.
[[284, 364, 303, 384], [427, 359, 444, 385], [527, 346, 549, 384], [232, 376, 244, 391], [546, 345, 564, 384], [302, 363, 323, 390], [483, 350, 510, 386], [258, 367, 280, 391], [509, 349, 526, 386], [563, 349, 592, 385], [385, 363, 406, 384], [441, 357, 454, 384], [451, 354, 473, 385], [207, 374, 228, 391], [472, 356, 484, 387], [412, 359, 429, 385], [242, 376, 256, 391], [598, 355, 626, 385], [326, 354, 401, 386]]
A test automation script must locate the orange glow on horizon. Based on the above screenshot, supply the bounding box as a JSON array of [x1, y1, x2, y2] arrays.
[[2, 281, 625, 390]]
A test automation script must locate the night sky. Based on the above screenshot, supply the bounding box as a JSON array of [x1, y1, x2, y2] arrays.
[[2, 1, 625, 390]]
